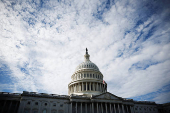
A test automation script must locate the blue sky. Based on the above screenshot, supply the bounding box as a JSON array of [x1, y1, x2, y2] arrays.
[[0, 0, 170, 104]]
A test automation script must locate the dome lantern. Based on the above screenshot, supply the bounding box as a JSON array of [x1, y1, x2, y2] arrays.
[[84, 48, 90, 61]]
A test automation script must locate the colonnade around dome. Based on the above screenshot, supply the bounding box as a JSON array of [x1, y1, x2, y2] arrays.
[[68, 82, 107, 95], [71, 72, 103, 81]]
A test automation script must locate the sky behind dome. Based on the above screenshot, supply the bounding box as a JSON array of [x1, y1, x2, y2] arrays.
[[0, 0, 170, 104]]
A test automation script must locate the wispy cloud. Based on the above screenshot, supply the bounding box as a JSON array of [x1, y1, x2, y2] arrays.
[[0, 0, 170, 103]]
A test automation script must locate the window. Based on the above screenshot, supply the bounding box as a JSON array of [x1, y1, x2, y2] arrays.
[[87, 74, 89, 77], [27, 102, 30, 105], [93, 74, 94, 78], [84, 74, 86, 77], [60, 104, 63, 107], [59, 110, 64, 113], [24, 109, 30, 113], [51, 110, 57, 113], [53, 103, 56, 106], [90, 74, 92, 78]]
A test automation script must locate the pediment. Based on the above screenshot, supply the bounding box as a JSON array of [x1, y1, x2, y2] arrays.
[[93, 92, 122, 100]]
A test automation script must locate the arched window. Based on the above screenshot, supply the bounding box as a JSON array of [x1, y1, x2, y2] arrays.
[[24, 109, 30, 113], [35, 102, 38, 105], [43, 109, 47, 113], [33, 109, 38, 113], [51, 110, 57, 113]]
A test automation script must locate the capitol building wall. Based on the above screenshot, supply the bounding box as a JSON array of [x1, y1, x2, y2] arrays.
[[0, 49, 169, 113]]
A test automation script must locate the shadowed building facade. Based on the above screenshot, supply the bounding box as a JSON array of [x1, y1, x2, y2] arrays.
[[0, 49, 169, 113]]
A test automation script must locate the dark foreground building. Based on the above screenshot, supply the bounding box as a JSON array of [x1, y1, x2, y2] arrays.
[[0, 49, 170, 113]]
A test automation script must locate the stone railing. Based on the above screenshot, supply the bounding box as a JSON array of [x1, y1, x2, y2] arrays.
[[22, 91, 70, 98], [0, 92, 21, 95], [133, 100, 156, 104]]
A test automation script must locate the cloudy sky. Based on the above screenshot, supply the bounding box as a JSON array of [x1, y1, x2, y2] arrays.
[[0, 0, 170, 104]]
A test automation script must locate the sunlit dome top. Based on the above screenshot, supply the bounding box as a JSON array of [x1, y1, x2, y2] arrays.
[[75, 48, 99, 72]]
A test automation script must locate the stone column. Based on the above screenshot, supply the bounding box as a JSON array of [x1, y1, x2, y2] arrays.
[[7, 101, 12, 113], [97, 83, 98, 91], [126, 105, 129, 113], [131, 106, 134, 113], [92, 103, 94, 113], [82, 82, 84, 91], [70, 86, 72, 93], [81, 102, 82, 113], [100, 83, 102, 91], [101, 103, 103, 113], [75, 84, 77, 92], [93, 83, 95, 91], [78, 83, 80, 92], [86, 103, 87, 113], [97, 103, 98, 113], [89, 103, 91, 113], [70, 102, 72, 113], [114, 103, 116, 113], [118, 104, 120, 113], [14, 101, 19, 113], [71, 85, 73, 93], [110, 103, 112, 113], [122, 104, 124, 113], [76, 102, 77, 113], [86, 82, 87, 91], [90, 82, 91, 91], [105, 103, 108, 113]]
